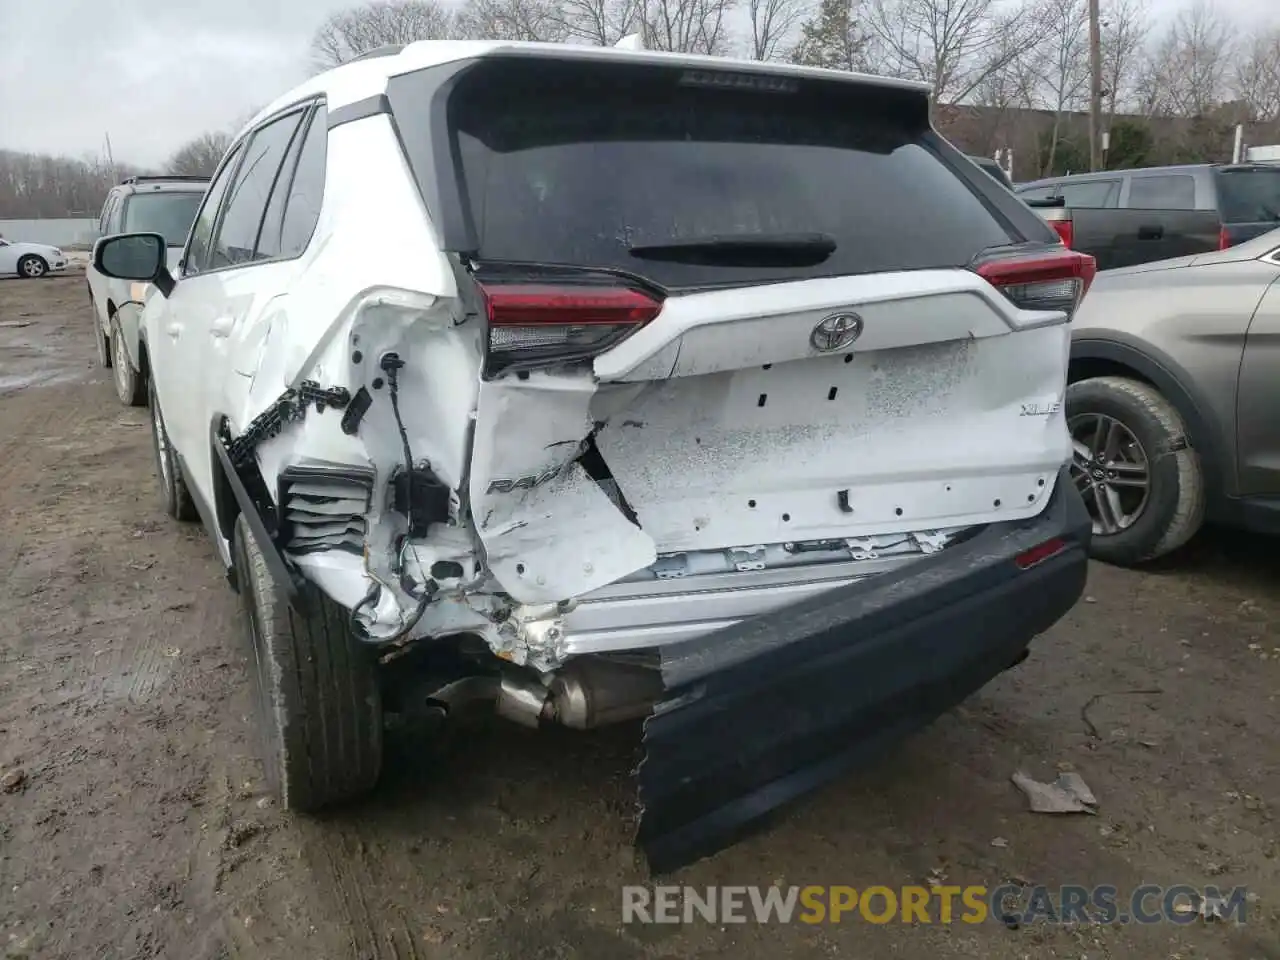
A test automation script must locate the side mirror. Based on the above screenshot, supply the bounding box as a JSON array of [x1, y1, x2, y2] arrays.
[[93, 233, 174, 298]]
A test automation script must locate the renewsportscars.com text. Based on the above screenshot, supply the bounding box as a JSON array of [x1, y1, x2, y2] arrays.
[[621, 884, 1249, 926]]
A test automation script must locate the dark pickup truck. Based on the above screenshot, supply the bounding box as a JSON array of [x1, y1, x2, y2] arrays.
[[1016, 163, 1280, 270]]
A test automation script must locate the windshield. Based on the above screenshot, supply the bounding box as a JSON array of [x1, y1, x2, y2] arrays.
[[123, 192, 205, 246], [1215, 169, 1280, 223]]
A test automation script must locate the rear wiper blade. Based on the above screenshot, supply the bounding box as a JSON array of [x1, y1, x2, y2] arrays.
[[628, 232, 837, 265]]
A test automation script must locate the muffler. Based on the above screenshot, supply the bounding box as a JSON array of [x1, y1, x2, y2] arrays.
[[542, 658, 664, 729], [424, 658, 662, 730]]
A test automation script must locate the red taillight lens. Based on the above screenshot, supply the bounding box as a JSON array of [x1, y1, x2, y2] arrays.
[[1218, 226, 1231, 250], [1051, 219, 1074, 248], [974, 248, 1097, 318], [479, 283, 663, 375]]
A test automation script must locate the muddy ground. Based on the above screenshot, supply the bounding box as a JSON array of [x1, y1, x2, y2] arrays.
[[0, 273, 1277, 960]]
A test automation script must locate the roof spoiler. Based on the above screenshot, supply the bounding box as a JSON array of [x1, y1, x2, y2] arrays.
[[121, 175, 210, 185]]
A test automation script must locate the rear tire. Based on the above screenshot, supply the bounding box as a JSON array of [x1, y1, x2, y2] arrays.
[[92, 300, 111, 369], [1066, 376, 1205, 566], [110, 314, 147, 407], [232, 513, 383, 811], [148, 375, 198, 522]]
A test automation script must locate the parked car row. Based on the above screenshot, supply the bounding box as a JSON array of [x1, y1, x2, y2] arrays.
[[81, 41, 1276, 873]]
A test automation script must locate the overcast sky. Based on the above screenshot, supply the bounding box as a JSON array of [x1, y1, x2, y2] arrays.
[[0, 0, 1275, 167]]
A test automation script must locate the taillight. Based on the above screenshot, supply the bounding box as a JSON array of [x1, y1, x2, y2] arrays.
[[1038, 208, 1074, 248], [480, 283, 663, 376], [1218, 225, 1231, 250], [974, 248, 1097, 318]]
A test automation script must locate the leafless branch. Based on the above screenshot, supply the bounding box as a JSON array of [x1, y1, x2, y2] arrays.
[[310, 0, 459, 69]]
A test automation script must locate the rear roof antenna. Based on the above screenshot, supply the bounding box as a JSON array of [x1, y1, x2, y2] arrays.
[[614, 33, 644, 50]]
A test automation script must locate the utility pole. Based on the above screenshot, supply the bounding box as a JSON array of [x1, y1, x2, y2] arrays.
[[1087, 0, 1104, 171]]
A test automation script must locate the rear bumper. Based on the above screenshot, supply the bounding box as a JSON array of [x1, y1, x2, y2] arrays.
[[638, 465, 1091, 872]]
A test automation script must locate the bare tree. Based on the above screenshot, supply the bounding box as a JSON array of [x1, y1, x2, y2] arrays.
[[1232, 28, 1280, 121], [1027, 0, 1089, 175], [1139, 0, 1234, 117], [0, 150, 147, 219], [554, 0, 643, 45], [748, 0, 811, 60], [790, 0, 865, 69], [865, 0, 1036, 104], [310, 0, 459, 69], [166, 132, 232, 178], [640, 0, 736, 54], [457, 0, 571, 40], [967, 24, 1037, 156], [1099, 0, 1149, 120]]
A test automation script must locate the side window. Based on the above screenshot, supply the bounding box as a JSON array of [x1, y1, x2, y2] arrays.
[[255, 110, 311, 260], [209, 110, 306, 270], [108, 196, 126, 234], [185, 144, 244, 276], [1126, 175, 1196, 210], [278, 105, 328, 258], [1017, 184, 1060, 202], [1058, 179, 1120, 208], [99, 195, 116, 234]]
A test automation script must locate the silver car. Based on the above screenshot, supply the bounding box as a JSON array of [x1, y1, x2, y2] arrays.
[[1068, 230, 1280, 564]]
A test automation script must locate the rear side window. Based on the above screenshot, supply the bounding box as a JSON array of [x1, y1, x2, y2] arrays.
[[1214, 169, 1280, 223], [209, 109, 306, 269], [1058, 179, 1119, 208], [434, 60, 1017, 288], [1127, 175, 1196, 210], [278, 105, 328, 257]]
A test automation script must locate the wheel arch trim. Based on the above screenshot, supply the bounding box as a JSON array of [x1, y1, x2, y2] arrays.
[[1070, 336, 1232, 503]]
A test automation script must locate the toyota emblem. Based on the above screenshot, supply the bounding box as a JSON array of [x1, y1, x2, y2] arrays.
[[810, 313, 864, 352]]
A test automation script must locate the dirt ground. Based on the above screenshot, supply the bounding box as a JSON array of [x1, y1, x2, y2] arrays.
[[0, 273, 1277, 960]]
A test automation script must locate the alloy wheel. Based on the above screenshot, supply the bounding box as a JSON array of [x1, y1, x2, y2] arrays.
[[1068, 413, 1151, 536]]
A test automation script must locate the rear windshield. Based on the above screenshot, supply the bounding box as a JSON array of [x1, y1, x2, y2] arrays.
[[443, 60, 1017, 288], [1215, 169, 1280, 224], [123, 191, 205, 247]]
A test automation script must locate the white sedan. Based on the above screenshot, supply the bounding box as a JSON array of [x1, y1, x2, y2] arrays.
[[0, 238, 68, 278]]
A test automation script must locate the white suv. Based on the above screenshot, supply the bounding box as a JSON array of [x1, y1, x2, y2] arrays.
[[92, 40, 1096, 872]]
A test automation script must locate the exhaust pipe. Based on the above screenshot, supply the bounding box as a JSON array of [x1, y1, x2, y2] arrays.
[[424, 658, 663, 730]]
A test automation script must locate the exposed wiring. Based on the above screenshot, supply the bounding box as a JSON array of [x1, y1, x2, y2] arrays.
[[345, 352, 436, 645]]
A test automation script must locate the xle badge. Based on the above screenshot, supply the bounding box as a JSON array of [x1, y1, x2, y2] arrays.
[[1020, 401, 1063, 416]]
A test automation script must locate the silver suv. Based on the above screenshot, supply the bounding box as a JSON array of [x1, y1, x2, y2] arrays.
[[87, 175, 208, 406]]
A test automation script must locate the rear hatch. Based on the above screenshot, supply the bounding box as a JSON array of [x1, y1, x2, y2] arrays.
[[1215, 165, 1280, 246], [396, 53, 1091, 605]]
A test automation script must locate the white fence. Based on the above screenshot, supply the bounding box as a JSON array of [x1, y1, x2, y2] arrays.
[[0, 218, 100, 248]]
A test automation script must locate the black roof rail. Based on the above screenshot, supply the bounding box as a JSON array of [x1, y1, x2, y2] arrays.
[[120, 174, 211, 185], [347, 44, 404, 63]]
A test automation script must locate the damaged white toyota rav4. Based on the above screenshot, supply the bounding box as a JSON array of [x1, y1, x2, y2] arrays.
[[92, 39, 1095, 871]]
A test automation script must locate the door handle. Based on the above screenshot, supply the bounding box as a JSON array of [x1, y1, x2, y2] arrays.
[[210, 316, 234, 338], [1137, 225, 1164, 240]]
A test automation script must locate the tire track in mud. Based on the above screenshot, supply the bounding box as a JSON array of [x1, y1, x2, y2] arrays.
[[305, 825, 423, 960]]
